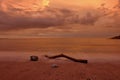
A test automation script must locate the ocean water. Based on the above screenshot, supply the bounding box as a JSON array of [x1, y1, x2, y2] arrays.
[[0, 38, 120, 54]]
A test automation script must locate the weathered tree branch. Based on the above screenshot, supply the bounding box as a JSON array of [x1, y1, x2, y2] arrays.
[[45, 54, 88, 64]]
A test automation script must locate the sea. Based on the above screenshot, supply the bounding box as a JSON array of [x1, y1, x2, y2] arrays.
[[0, 38, 120, 62], [0, 38, 120, 53]]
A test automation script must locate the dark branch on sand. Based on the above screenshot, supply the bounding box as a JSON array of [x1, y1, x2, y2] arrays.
[[45, 54, 88, 64]]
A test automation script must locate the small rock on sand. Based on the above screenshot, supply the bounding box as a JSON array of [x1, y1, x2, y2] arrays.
[[51, 64, 59, 68]]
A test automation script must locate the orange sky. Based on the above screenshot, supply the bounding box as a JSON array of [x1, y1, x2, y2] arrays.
[[0, 0, 119, 37]]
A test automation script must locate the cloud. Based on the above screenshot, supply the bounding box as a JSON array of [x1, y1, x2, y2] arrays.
[[0, 2, 78, 31], [0, 0, 102, 31], [97, 0, 120, 28], [0, 0, 120, 32]]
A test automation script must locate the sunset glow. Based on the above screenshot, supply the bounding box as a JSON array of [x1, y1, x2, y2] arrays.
[[0, 0, 50, 13], [42, 0, 50, 7], [0, 0, 119, 37]]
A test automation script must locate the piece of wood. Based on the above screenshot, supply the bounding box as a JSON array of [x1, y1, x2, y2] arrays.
[[45, 54, 88, 64], [30, 56, 39, 61], [111, 35, 120, 39]]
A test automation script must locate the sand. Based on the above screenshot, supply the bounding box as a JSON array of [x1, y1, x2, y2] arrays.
[[0, 51, 120, 80], [0, 38, 120, 80]]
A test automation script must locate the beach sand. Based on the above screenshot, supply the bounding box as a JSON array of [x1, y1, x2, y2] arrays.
[[0, 51, 120, 80], [0, 38, 120, 80]]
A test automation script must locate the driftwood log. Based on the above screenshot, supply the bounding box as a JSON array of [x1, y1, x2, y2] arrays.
[[45, 54, 88, 64], [30, 56, 39, 61]]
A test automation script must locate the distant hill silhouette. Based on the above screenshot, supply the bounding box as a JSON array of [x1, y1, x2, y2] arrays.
[[111, 35, 120, 39]]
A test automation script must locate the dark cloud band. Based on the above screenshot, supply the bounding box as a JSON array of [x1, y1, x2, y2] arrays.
[[0, 0, 120, 31]]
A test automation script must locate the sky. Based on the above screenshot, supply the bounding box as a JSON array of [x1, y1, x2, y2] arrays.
[[0, 0, 120, 37]]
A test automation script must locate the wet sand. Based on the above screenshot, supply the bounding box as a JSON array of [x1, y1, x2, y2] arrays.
[[0, 38, 120, 80], [0, 60, 120, 80], [0, 51, 120, 80]]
